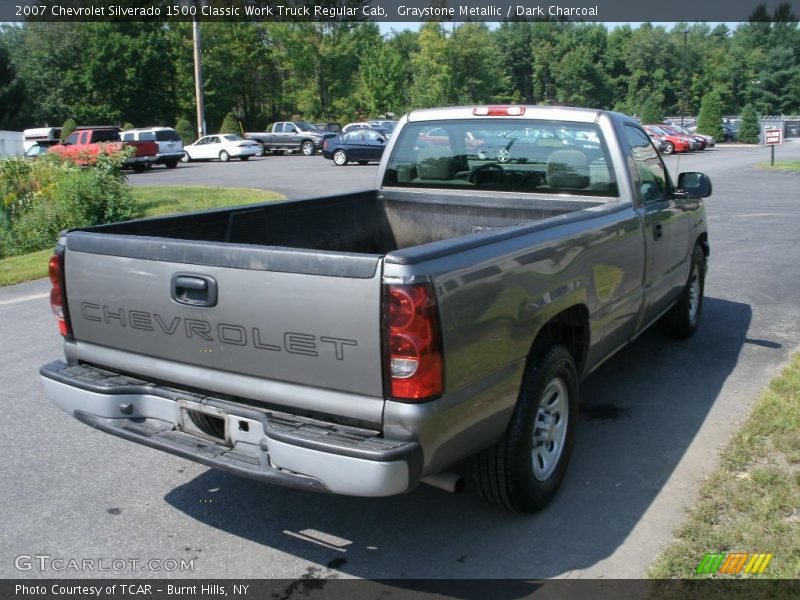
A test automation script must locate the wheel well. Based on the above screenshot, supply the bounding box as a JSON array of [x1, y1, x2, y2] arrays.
[[696, 232, 709, 258], [530, 305, 589, 374]]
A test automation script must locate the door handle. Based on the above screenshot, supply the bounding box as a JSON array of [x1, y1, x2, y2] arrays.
[[654, 222, 663, 240], [171, 274, 217, 307]]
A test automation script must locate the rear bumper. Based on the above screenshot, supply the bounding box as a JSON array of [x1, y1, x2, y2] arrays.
[[40, 361, 421, 497]]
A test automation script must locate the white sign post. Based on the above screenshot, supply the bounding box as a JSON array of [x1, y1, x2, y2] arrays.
[[765, 128, 782, 166]]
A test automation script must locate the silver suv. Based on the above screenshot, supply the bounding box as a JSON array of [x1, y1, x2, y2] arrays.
[[121, 127, 183, 169]]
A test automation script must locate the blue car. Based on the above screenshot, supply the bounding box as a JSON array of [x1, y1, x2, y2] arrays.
[[322, 128, 388, 166]]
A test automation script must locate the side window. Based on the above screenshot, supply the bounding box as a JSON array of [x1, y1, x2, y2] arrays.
[[121, 133, 133, 142], [364, 130, 379, 142], [208, 136, 219, 144], [79, 131, 89, 145], [274, 123, 285, 133], [624, 125, 668, 203], [343, 131, 359, 142], [64, 132, 79, 145]]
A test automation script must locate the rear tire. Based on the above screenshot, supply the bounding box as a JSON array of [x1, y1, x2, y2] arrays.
[[333, 149, 348, 166], [131, 164, 146, 173], [661, 244, 705, 338], [474, 344, 578, 513], [165, 160, 179, 169], [240, 155, 250, 161], [219, 150, 230, 162]]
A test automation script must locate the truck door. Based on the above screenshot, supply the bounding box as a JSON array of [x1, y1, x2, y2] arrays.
[[623, 125, 691, 325]]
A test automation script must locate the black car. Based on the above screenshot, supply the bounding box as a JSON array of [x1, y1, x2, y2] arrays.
[[322, 128, 387, 166]]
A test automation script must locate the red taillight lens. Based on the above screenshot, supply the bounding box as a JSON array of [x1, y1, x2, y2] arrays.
[[383, 283, 443, 401], [49, 250, 71, 338], [323, 139, 329, 150]]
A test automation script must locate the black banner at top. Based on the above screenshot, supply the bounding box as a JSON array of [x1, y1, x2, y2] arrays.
[[2, 0, 800, 23]]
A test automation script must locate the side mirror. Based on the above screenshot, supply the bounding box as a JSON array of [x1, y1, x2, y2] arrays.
[[379, 137, 386, 143], [677, 172, 712, 198]]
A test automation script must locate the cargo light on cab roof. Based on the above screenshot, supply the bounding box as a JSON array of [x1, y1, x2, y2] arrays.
[[473, 105, 526, 116]]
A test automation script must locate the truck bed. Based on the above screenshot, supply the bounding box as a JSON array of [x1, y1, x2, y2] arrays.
[[78, 190, 607, 256]]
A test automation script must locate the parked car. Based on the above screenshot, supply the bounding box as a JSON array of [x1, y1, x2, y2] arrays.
[[642, 125, 692, 155], [121, 127, 184, 169], [322, 128, 388, 166], [314, 122, 342, 134], [41, 104, 712, 513], [246, 121, 336, 156], [367, 120, 399, 137], [342, 122, 393, 139], [48, 126, 157, 172], [721, 123, 738, 142], [24, 141, 57, 159], [659, 124, 707, 150], [181, 134, 259, 162], [667, 124, 715, 148], [23, 127, 62, 152]]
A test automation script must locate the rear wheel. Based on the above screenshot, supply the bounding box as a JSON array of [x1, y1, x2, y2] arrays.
[[240, 155, 250, 161], [301, 140, 315, 156], [165, 160, 179, 169], [219, 150, 230, 162], [661, 244, 705, 338], [474, 344, 578, 513], [333, 149, 348, 166], [131, 164, 146, 173]]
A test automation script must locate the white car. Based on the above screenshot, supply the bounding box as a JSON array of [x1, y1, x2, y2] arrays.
[[181, 134, 260, 162]]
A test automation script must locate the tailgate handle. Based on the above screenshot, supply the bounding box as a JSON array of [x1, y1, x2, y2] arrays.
[[171, 274, 217, 307]]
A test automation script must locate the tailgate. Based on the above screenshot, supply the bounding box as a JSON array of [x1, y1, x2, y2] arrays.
[[63, 232, 385, 402]]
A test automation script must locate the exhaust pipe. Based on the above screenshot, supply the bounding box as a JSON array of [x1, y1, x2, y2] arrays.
[[421, 471, 465, 494]]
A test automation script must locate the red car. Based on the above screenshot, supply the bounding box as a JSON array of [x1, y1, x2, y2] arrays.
[[643, 125, 692, 155], [659, 124, 707, 150]]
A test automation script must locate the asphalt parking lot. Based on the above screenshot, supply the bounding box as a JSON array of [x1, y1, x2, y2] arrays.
[[1, 141, 799, 580]]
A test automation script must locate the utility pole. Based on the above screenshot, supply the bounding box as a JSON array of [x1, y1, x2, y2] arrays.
[[192, 1, 206, 139], [681, 29, 689, 127]]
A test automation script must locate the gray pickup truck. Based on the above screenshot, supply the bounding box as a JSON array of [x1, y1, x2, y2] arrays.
[[245, 121, 336, 156], [41, 106, 711, 512]]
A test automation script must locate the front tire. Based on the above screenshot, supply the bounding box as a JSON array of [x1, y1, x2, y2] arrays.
[[474, 344, 578, 513], [165, 160, 179, 169], [333, 149, 348, 166], [181, 152, 191, 163], [662, 141, 675, 155], [301, 140, 315, 156], [240, 155, 250, 161], [219, 150, 230, 162], [661, 244, 705, 338]]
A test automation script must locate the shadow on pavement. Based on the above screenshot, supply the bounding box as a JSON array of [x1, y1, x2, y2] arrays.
[[165, 296, 760, 581]]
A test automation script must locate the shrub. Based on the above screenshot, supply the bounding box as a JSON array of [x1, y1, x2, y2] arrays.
[[219, 112, 241, 135], [175, 118, 194, 144], [0, 154, 135, 258], [61, 118, 77, 142], [697, 91, 725, 141], [738, 104, 761, 144]]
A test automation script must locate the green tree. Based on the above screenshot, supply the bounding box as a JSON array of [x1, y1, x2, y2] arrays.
[[174, 118, 194, 144], [737, 104, 761, 143], [219, 112, 240, 135], [61, 118, 76, 141], [409, 23, 451, 109], [696, 90, 725, 140], [448, 23, 508, 104], [0, 42, 24, 129], [640, 95, 665, 123], [496, 22, 534, 103], [356, 43, 405, 117]]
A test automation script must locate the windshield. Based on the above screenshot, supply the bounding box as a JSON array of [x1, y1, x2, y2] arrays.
[[382, 119, 617, 197], [295, 121, 319, 132]]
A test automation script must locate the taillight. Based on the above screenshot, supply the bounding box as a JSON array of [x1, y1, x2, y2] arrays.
[[473, 105, 525, 116], [49, 248, 72, 338], [383, 282, 443, 401], [323, 139, 329, 150]]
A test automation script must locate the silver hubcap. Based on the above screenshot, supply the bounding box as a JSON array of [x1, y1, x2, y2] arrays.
[[497, 148, 511, 163], [532, 377, 569, 481], [303, 143, 313, 155], [688, 264, 700, 322], [334, 151, 346, 165]]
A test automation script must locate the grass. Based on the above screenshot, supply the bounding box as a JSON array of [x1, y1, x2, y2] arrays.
[[757, 160, 800, 171], [0, 186, 284, 287], [648, 354, 800, 581]]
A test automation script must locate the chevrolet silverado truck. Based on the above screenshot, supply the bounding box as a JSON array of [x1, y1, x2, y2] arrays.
[[245, 121, 336, 156], [48, 126, 157, 172], [41, 106, 712, 512]]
